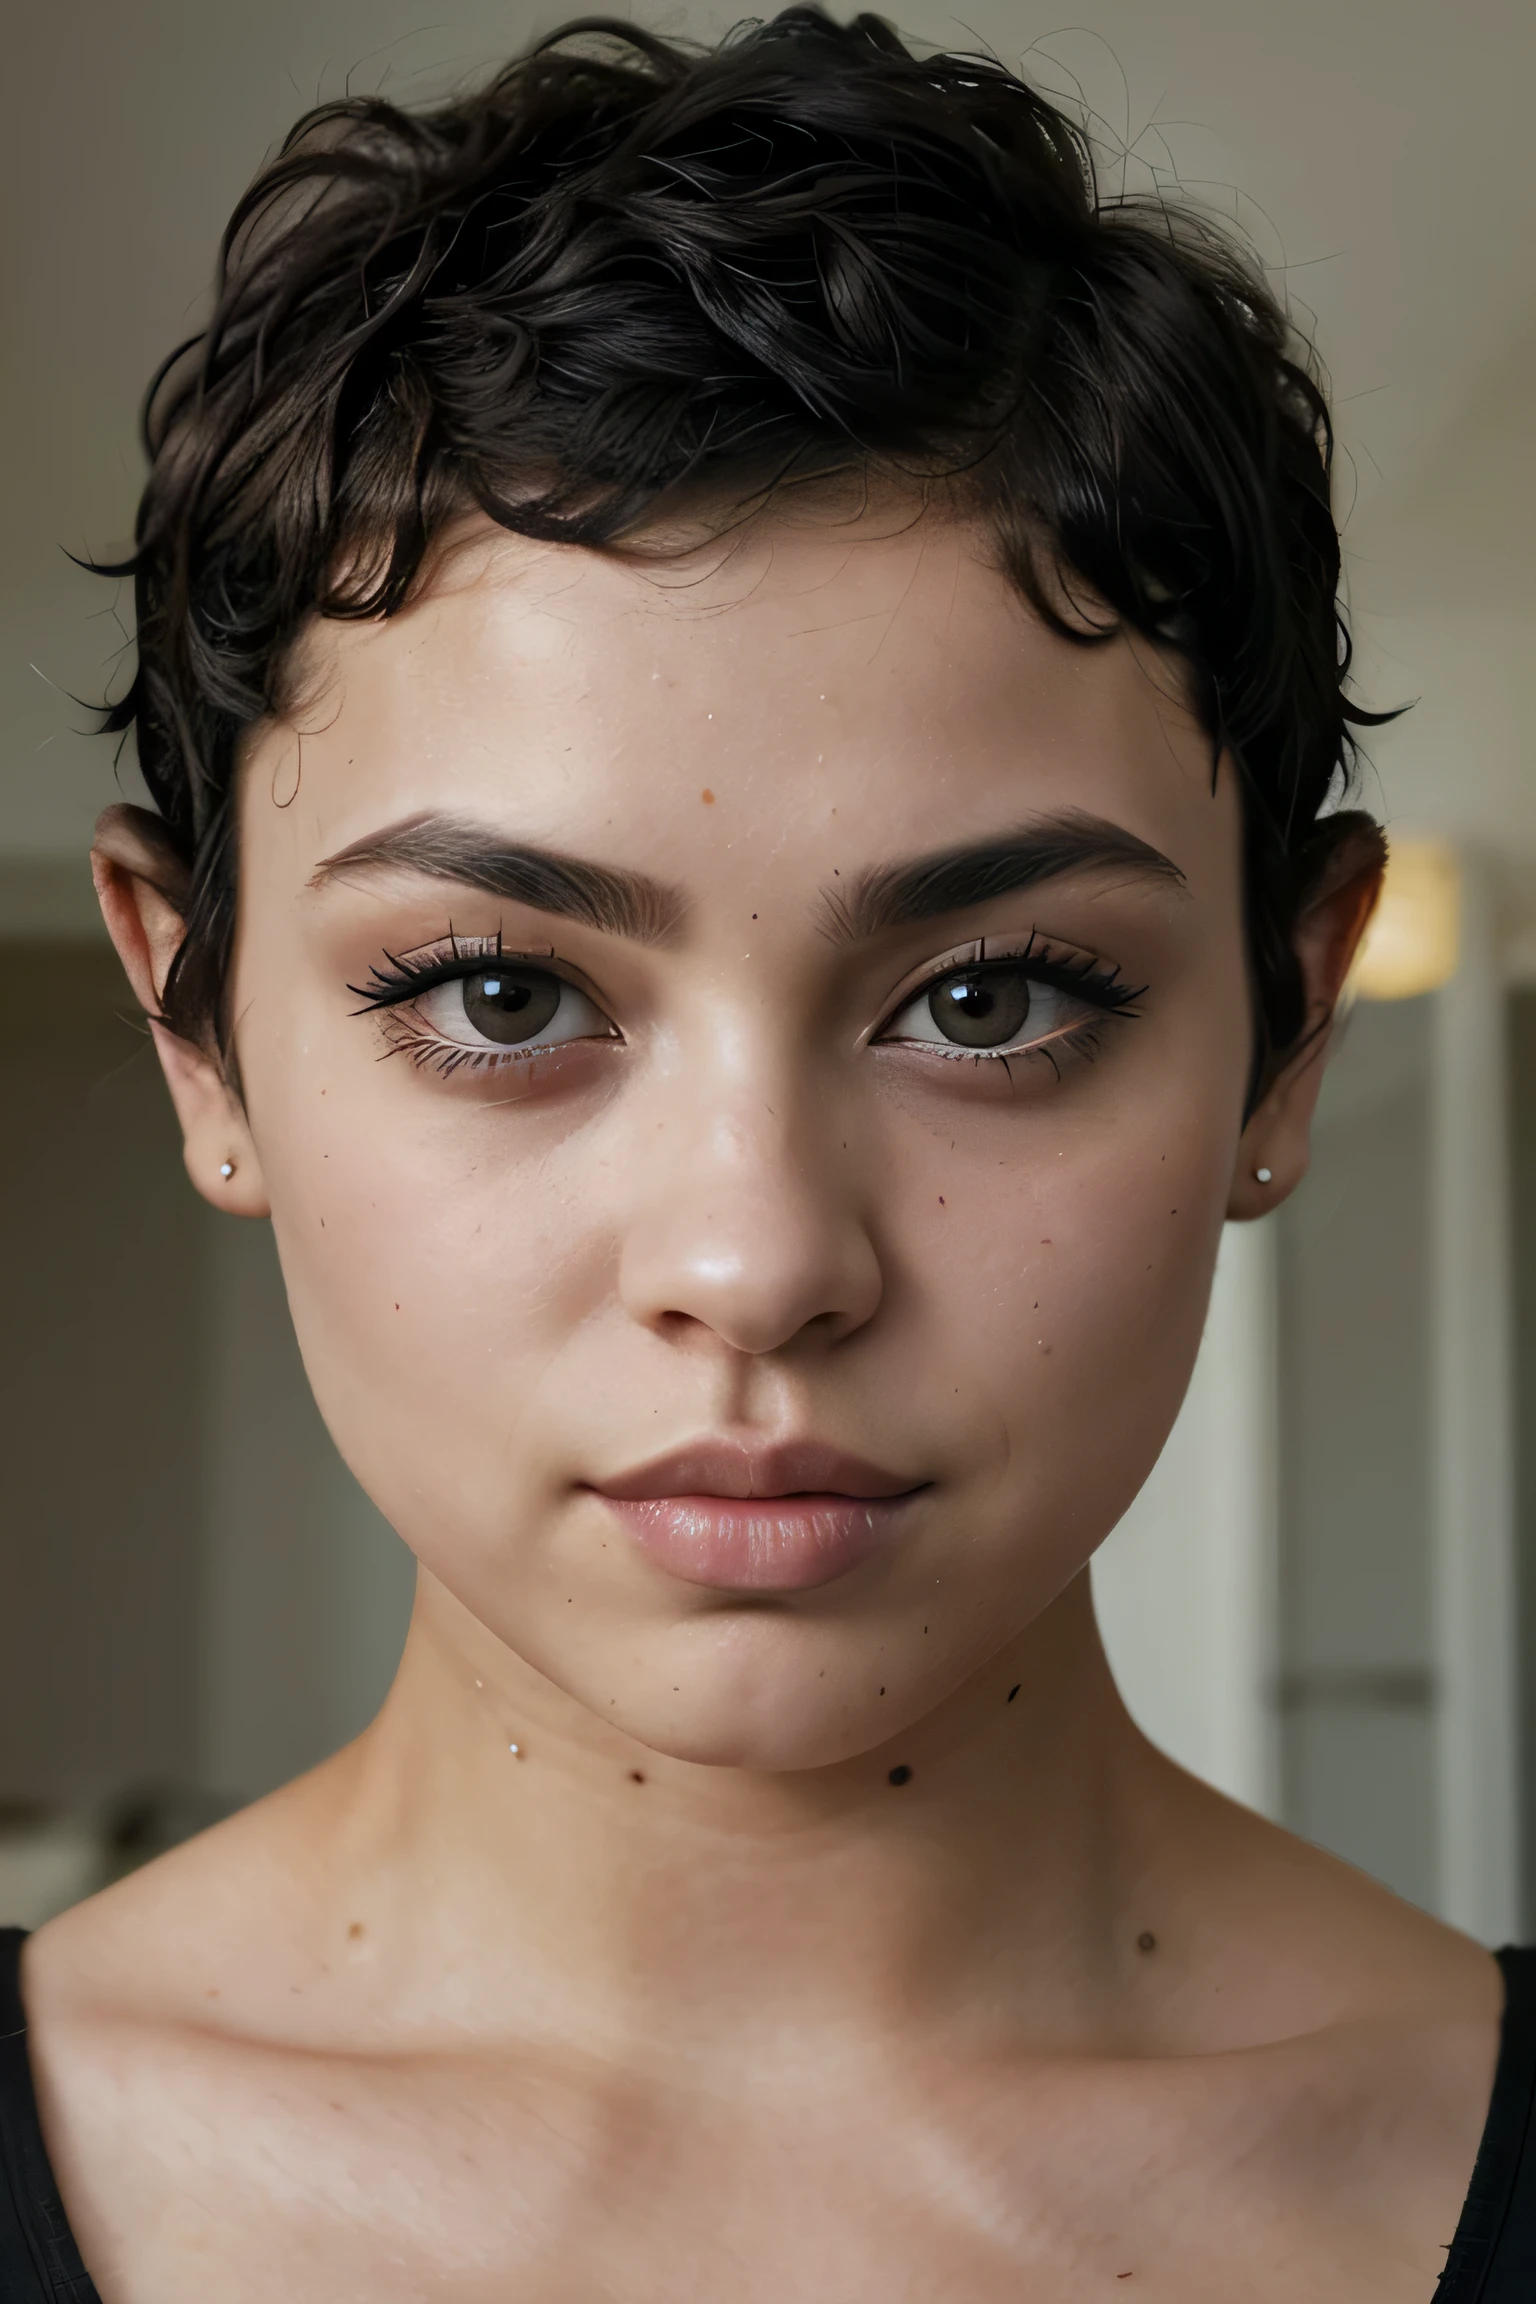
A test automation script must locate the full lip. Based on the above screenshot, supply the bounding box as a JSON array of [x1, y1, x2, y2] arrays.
[[587, 1438, 929, 1593], [591, 1437, 923, 1505]]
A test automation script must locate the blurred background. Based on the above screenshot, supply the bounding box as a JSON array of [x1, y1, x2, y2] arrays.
[[1, 0, 1532, 1937]]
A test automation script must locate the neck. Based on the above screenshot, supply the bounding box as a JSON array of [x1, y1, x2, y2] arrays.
[[313, 1566, 1179, 2073], [319, 1571, 1174, 2066]]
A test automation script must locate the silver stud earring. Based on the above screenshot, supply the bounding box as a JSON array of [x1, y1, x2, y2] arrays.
[[1254, 1166, 1273, 1185], [219, 1160, 236, 1181]]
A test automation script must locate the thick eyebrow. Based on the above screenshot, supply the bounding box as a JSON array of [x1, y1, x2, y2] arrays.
[[825, 809, 1188, 943], [310, 813, 685, 945]]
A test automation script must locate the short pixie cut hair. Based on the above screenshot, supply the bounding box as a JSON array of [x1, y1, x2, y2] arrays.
[[105, 6, 1380, 1079]]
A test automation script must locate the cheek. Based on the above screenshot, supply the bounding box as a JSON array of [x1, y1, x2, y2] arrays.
[[883, 1081, 1232, 1575], [249, 1027, 616, 1539]]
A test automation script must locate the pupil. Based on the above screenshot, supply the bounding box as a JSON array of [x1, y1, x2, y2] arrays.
[[460, 968, 561, 1044], [929, 969, 1030, 1048]]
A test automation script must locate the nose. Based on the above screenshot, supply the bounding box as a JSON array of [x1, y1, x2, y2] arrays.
[[616, 1080, 884, 1357]]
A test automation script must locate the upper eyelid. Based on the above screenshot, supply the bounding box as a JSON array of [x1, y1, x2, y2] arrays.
[[400, 932, 534, 966], [348, 930, 1139, 1033], [877, 936, 1138, 1025], [349, 938, 603, 1012]]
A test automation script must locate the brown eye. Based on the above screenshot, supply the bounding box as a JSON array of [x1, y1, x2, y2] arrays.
[[925, 969, 1031, 1048], [413, 965, 614, 1055], [879, 963, 1099, 1060], [461, 967, 563, 1044]]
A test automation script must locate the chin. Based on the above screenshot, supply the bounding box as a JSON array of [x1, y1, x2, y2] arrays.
[[569, 1613, 932, 1775]]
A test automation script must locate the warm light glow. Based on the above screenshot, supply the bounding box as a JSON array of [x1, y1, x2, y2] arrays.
[[1352, 839, 1461, 1001]]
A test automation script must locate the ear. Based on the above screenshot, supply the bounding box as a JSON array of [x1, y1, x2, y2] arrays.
[[1227, 815, 1388, 1221], [92, 804, 269, 1217]]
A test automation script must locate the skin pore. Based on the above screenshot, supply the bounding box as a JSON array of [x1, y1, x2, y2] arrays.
[[29, 508, 1499, 2301]]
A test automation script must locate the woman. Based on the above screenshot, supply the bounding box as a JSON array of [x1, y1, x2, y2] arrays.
[[1, 11, 1526, 2297]]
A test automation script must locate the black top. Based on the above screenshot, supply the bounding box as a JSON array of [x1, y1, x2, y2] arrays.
[[0, 1934, 97, 2302], [3, 1924, 1536, 2299]]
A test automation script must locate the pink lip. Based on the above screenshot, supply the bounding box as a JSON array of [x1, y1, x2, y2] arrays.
[[591, 1440, 926, 1593]]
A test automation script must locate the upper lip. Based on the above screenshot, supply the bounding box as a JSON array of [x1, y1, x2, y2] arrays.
[[592, 1439, 923, 1502]]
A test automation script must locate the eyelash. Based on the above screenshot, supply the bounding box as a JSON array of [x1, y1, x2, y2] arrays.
[[349, 929, 1146, 1078], [352, 931, 515, 1010], [877, 932, 1144, 1070], [348, 932, 601, 1077]]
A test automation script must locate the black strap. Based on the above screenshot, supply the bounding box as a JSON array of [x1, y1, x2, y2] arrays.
[[1434, 1946, 1536, 2300], [0, 1930, 101, 2303]]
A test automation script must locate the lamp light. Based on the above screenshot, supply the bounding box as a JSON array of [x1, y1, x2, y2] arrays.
[[1352, 838, 1461, 1002]]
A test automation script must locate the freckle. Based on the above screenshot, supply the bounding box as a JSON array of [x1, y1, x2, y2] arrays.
[[1138, 1930, 1157, 1953], [888, 1765, 913, 1787], [348, 1921, 365, 1941], [320, 1218, 325, 1228], [1007, 1684, 1020, 1702], [701, 787, 715, 804], [879, 1686, 886, 1695], [630, 1770, 646, 1784], [923, 1625, 929, 1634]]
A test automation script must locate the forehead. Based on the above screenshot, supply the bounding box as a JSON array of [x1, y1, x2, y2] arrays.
[[244, 511, 1232, 887]]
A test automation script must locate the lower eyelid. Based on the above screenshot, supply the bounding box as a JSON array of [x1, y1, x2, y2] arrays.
[[905, 1023, 1090, 1061]]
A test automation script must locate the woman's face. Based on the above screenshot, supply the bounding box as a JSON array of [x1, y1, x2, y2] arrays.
[[229, 512, 1251, 1770]]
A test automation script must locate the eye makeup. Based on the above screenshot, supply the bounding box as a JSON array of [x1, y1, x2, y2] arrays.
[[873, 931, 1145, 1075], [350, 932, 619, 1077], [348, 924, 1146, 1085]]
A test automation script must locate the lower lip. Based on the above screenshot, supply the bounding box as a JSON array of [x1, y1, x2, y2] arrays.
[[601, 1493, 916, 1592]]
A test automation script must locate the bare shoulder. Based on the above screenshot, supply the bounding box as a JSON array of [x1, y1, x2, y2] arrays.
[[1169, 1770, 1501, 2031], [1144, 1765, 1506, 2210], [24, 1749, 366, 2043]]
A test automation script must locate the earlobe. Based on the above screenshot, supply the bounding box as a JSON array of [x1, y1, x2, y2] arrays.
[[1226, 817, 1387, 1224], [92, 805, 270, 1219], [1227, 1136, 1303, 1222], [146, 1016, 270, 1216]]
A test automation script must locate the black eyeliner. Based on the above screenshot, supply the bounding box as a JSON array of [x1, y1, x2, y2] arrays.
[[893, 931, 1146, 1026], [348, 932, 559, 1014]]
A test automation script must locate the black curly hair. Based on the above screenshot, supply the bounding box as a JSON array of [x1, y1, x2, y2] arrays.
[[99, 6, 1383, 1084]]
